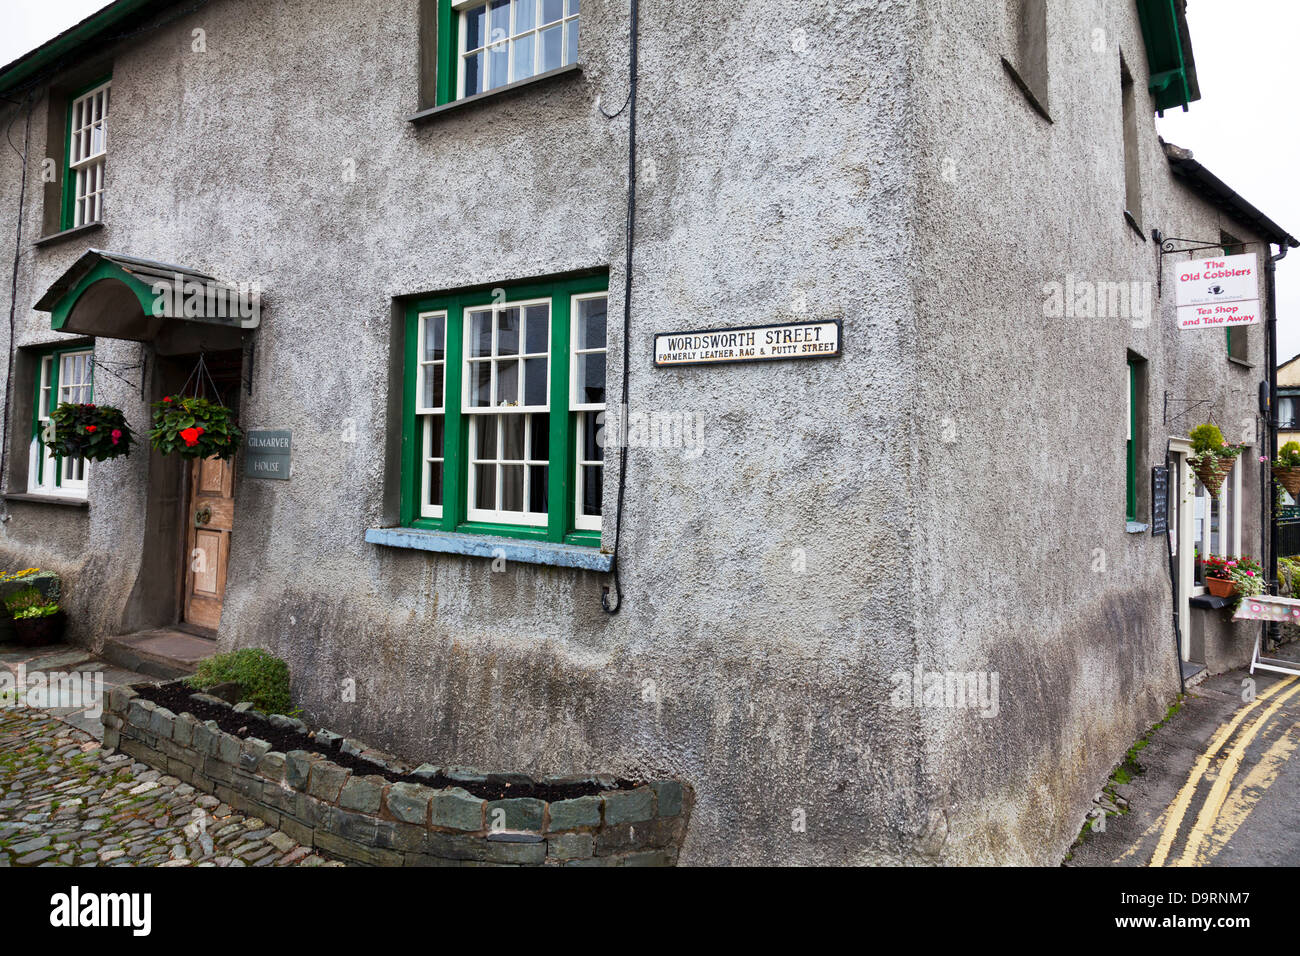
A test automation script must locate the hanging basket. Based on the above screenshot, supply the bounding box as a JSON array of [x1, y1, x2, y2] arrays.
[[149, 395, 243, 460], [1274, 466, 1300, 498], [1191, 453, 1238, 499], [44, 403, 134, 462]]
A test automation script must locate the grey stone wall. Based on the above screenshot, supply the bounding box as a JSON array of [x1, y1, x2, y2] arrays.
[[106, 682, 691, 866]]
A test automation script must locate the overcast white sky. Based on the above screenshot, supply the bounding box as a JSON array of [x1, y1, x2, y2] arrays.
[[3, 0, 1297, 359]]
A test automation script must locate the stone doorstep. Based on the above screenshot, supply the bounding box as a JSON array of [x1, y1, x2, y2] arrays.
[[100, 630, 217, 680], [110, 687, 691, 867]]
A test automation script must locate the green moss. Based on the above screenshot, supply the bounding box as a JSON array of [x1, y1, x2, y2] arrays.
[[184, 647, 292, 715]]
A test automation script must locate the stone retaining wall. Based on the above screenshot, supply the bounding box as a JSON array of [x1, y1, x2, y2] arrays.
[[102, 683, 691, 866]]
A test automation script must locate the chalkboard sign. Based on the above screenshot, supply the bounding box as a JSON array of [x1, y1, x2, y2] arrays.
[[1151, 465, 1169, 536]]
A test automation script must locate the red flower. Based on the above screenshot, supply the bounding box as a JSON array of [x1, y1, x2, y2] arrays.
[[163, 396, 173, 403], [180, 426, 206, 447], [86, 404, 95, 409], [111, 429, 122, 445], [85, 425, 97, 433]]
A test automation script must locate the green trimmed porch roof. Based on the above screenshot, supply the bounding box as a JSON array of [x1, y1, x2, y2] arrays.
[[34, 249, 259, 343]]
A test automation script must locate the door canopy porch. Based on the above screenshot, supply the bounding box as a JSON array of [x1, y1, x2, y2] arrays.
[[34, 250, 261, 355]]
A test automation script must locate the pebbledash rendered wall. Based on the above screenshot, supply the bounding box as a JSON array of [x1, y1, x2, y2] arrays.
[[0, 0, 1279, 865]]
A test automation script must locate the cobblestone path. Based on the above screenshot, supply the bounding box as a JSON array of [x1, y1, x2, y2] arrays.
[[0, 708, 344, 867]]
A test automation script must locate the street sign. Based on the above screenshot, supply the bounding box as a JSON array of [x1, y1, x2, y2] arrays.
[[653, 320, 841, 367], [245, 430, 291, 480]]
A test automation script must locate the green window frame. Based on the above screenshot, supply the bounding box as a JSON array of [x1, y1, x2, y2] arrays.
[[400, 273, 607, 547], [433, 0, 580, 106], [29, 343, 95, 494], [60, 75, 111, 232], [1126, 360, 1137, 522]]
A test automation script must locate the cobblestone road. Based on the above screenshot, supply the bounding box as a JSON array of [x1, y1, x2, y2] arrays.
[[0, 708, 343, 867]]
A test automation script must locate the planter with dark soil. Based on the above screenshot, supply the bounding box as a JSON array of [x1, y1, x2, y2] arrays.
[[12, 611, 66, 647]]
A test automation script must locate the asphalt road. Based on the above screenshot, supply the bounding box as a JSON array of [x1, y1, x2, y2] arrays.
[[1069, 641, 1300, 867]]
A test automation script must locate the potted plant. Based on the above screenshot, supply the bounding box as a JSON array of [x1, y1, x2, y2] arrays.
[[1273, 441, 1300, 498], [1188, 423, 1242, 499], [1203, 555, 1236, 598], [148, 395, 243, 460], [1203, 555, 1265, 610], [44, 403, 134, 461], [3, 587, 65, 647]]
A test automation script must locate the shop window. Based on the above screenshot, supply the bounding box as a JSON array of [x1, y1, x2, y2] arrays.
[[28, 345, 94, 498], [63, 79, 111, 230], [400, 274, 607, 545], [1192, 463, 1241, 585]]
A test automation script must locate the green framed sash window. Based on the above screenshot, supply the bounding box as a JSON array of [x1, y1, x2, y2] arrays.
[[1126, 359, 1137, 522], [29, 344, 94, 497], [61, 78, 111, 231], [402, 274, 606, 546], [436, 0, 580, 105]]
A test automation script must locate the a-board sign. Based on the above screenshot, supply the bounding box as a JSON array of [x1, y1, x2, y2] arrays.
[[652, 320, 841, 367], [245, 430, 291, 481], [1151, 465, 1169, 536]]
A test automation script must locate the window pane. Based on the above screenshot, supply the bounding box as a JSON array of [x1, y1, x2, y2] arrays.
[[475, 464, 496, 509], [423, 363, 444, 409], [425, 316, 445, 360], [566, 0, 578, 15], [477, 416, 497, 458], [428, 415, 445, 458], [529, 464, 548, 513], [540, 24, 563, 72], [489, 43, 509, 88], [583, 412, 603, 461], [497, 359, 519, 405], [516, 0, 536, 33], [577, 297, 606, 350], [530, 413, 549, 460], [502, 414, 525, 460], [542, 0, 564, 24], [565, 18, 578, 63], [582, 465, 602, 516], [465, 5, 486, 48], [512, 34, 536, 82], [524, 305, 549, 353], [501, 465, 524, 512], [523, 357, 547, 406], [576, 353, 606, 405], [465, 51, 485, 95], [470, 310, 492, 356], [489, 0, 510, 37], [498, 307, 520, 355], [427, 461, 443, 508], [471, 361, 492, 406]]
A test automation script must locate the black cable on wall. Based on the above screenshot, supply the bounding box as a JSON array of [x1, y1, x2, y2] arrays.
[[601, 0, 640, 615]]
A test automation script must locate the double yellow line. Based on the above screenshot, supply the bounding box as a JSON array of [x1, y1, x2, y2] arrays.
[[1150, 674, 1300, 866]]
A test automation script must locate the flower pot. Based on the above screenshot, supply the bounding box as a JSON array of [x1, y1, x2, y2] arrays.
[[1192, 455, 1238, 499], [1275, 466, 1300, 498], [1205, 577, 1237, 599], [12, 611, 66, 647]]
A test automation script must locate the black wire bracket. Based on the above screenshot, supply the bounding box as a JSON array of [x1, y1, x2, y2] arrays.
[[1164, 391, 1215, 430]]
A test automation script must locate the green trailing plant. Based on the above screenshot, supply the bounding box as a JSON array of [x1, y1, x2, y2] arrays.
[[44, 403, 134, 462], [4, 586, 60, 619], [1276, 441, 1300, 467], [149, 395, 243, 460], [184, 648, 291, 715]]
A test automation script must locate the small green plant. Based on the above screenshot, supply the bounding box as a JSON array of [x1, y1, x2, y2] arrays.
[[1190, 423, 1225, 455], [185, 648, 291, 715], [4, 586, 59, 619]]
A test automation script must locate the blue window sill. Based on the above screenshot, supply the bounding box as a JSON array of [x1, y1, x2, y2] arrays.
[[365, 527, 612, 572], [1126, 521, 1149, 534]]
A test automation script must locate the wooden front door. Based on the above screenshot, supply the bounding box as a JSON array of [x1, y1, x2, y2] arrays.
[[183, 455, 236, 631]]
